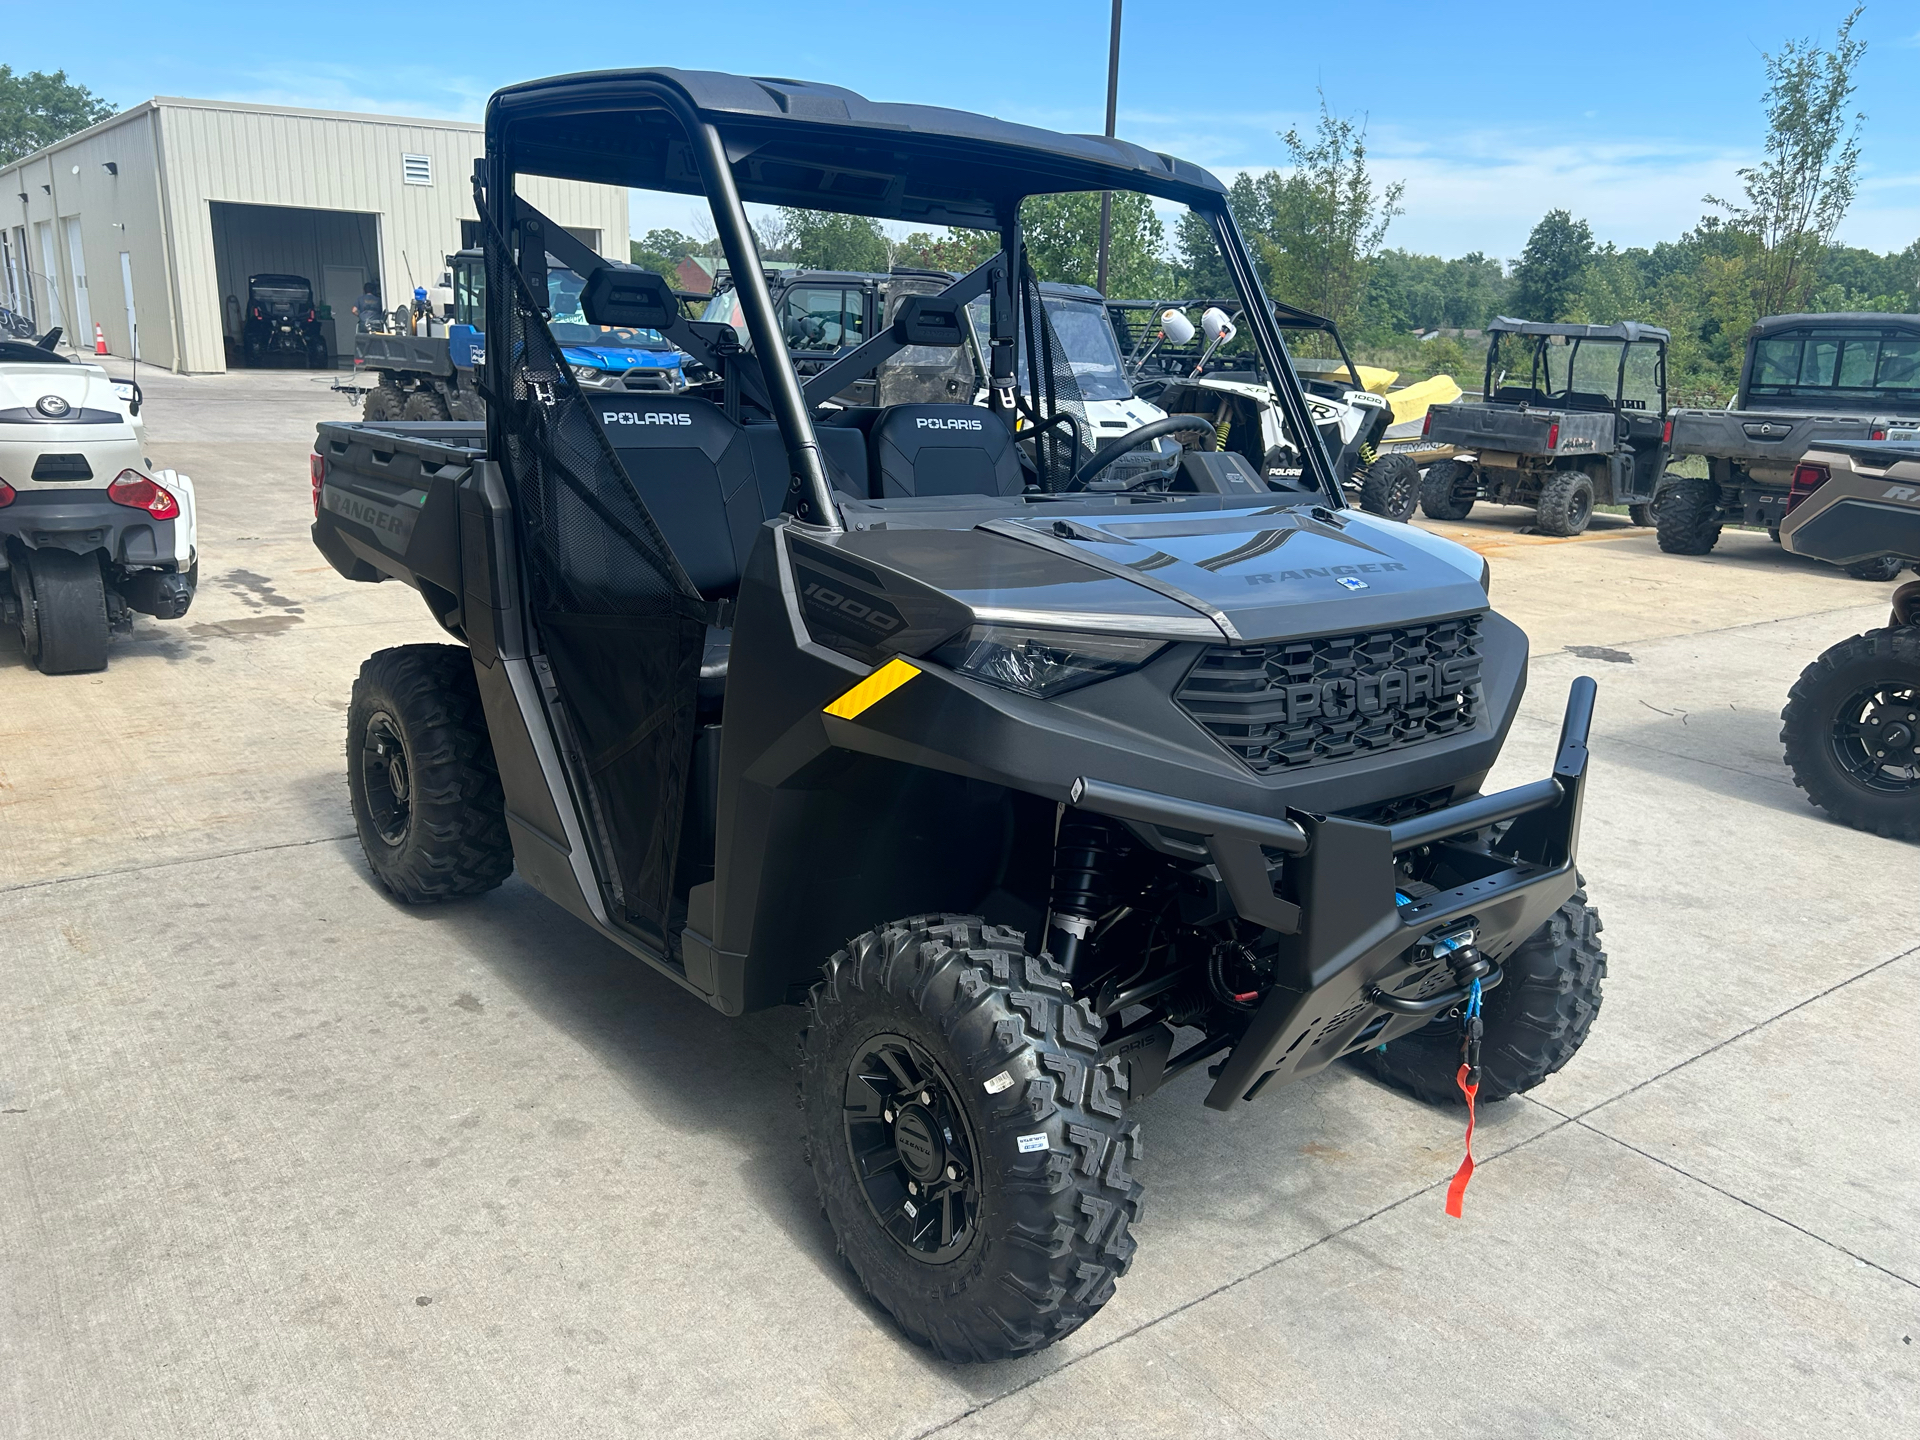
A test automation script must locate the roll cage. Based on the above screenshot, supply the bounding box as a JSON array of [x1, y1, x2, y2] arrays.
[[1481, 317, 1670, 416], [479, 68, 1342, 524]]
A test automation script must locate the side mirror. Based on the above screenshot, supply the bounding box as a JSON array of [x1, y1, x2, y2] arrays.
[[889, 294, 965, 348], [581, 266, 675, 330], [1201, 308, 1235, 346], [1159, 308, 1195, 346]]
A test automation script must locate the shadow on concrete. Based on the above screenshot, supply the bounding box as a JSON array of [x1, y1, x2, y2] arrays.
[[409, 875, 896, 1314]]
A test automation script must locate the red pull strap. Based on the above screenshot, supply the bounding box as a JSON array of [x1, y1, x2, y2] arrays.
[[1444, 1063, 1478, 1218]]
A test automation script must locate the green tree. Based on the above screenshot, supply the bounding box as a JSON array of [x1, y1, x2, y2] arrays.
[[774, 209, 891, 272], [1020, 190, 1168, 299], [893, 227, 999, 274], [629, 228, 707, 278], [1255, 96, 1404, 330], [0, 66, 116, 165], [1706, 5, 1867, 315], [1510, 210, 1595, 320]]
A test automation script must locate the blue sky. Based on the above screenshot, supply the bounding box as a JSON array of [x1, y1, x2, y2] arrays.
[[12, 1, 1918, 260]]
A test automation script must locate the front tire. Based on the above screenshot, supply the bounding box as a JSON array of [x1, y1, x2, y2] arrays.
[[347, 644, 513, 902], [1357, 453, 1422, 522], [1535, 470, 1596, 536], [1781, 627, 1920, 840], [1360, 889, 1607, 1104], [800, 916, 1143, 1362], [1419, 459, 1477, 521], [22, 549, 110, 674], [1657, 473, 1722, 554]]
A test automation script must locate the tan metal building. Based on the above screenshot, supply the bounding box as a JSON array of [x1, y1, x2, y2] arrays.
[[0, 97, 628, 373]]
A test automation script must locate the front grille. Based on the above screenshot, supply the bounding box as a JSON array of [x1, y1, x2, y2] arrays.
[[1178, 615, 1484, 773]]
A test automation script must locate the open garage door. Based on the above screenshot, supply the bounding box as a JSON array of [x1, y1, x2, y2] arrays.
[[209, 201, 380, 369]]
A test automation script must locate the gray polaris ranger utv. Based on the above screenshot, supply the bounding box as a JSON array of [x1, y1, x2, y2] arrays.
[[1421, 318, 1670, 535], [311, 67, 1608, 1361], [1665, 313, 1920, 579], [1776, 441, 1920, 839]]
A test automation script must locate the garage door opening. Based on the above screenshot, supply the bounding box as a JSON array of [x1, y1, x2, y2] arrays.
[[210, 201, 380, 369]]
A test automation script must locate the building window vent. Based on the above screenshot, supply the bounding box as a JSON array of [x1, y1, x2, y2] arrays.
[[402, 154, 433, 187]]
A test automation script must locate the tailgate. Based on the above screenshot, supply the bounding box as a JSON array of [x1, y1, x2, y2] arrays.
[[1423, 402, 1552, 453], [1667, 409, 1882, 465], [311, 420, 481, 596]]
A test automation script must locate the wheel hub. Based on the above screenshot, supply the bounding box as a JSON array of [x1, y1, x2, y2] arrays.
[[360, 713, 414, 845], [843, 1033, 980, 1263], [1834, 685, 1920, 792], [891, 1105, 944, 1182]]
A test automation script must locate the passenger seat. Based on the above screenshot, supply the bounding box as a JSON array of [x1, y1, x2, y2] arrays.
[[868, 404, 1022, 498]]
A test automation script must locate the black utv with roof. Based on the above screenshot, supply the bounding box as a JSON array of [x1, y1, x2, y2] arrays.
[[241, 273, 330, 368], [1663, 313, 1920, 580], [1420, 318, 1670, 535], [310, 67, 1609, 1362]]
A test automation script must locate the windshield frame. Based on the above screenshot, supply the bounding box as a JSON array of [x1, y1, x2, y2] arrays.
[[486, 75, 1346, 524]]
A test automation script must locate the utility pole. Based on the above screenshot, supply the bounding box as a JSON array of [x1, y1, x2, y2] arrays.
[[1095, 0, 1122, 295]]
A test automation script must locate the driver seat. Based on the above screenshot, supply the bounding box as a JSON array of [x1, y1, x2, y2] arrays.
[[869, 404, 1022, 498]]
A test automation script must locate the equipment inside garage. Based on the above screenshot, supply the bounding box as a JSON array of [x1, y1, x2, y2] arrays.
[[210, 201, 380, 368]]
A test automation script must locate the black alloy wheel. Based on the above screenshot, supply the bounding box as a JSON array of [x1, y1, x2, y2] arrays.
[[1782, 627, 1920, 840], [358, 710, 413, 847], [1825, 680, 1920, 795], [843, 1032, 981, 1262]]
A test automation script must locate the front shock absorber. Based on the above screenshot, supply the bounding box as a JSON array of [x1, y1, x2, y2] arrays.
[[1046, 815, 1124, 979]]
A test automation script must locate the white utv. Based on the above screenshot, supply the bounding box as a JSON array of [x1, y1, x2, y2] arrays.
[[0, 333, 198, 673]]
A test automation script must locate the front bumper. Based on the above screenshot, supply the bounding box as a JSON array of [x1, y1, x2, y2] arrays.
[[1070, 676, 1595, 1110]]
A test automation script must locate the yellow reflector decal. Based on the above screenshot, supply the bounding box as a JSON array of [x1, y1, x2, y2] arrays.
[[824, 657, 921, 719]]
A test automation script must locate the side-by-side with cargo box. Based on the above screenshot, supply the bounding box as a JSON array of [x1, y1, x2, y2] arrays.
[[312, 66, 1610, 1363]]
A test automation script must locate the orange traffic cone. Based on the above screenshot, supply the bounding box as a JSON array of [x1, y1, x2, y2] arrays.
[[94, 323, 107, 355]]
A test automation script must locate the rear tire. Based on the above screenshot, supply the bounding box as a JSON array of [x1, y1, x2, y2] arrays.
[[23, 549, 110, 674], [1360, 888, 1606, 1104], [403, 388, 450, 422], [1357, 453, 1422, 522], [363, 384, 406, 422], [800, 915, 1142, 1362], [1535, 470, 1596, 536], [1419, 459, 1477, 521], [1656, 473, 1722, 554], [1844, 555, 1906, 582], [1780, 626, 1920, 841], [346, 644, 513, 902]]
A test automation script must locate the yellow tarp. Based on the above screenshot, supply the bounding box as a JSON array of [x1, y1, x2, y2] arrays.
[[1385, 373, 1463, 426], [1354, 365, 1399, 394]]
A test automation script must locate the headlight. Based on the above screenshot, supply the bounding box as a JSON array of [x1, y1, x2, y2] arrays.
[[570, 363, 600, 383], [933, 625, 1166, 698]]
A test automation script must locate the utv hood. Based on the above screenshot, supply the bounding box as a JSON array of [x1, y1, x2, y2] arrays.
[[825, 504, 1489, 644]]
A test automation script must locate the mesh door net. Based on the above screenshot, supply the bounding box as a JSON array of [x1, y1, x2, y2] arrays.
[[484, 230, 708, 943]]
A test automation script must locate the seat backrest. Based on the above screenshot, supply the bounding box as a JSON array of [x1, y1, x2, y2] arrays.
[[595, 396, 759, 598], [869, 404, 1022, 499]]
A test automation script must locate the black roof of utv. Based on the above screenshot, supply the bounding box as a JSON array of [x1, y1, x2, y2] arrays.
[[488, 68, 1230, 227], [1487, 316, 1669, 344], [1749, 311, 1920, 339]]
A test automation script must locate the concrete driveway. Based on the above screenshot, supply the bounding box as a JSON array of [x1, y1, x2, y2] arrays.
[[3, 366, 1915, 1438]]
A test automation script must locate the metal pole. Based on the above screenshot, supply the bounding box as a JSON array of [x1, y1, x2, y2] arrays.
[[1095, 0, 1122, 295]]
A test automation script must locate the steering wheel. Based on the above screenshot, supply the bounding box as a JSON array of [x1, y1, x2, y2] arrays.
[[1068, 414, 1220, 490]]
